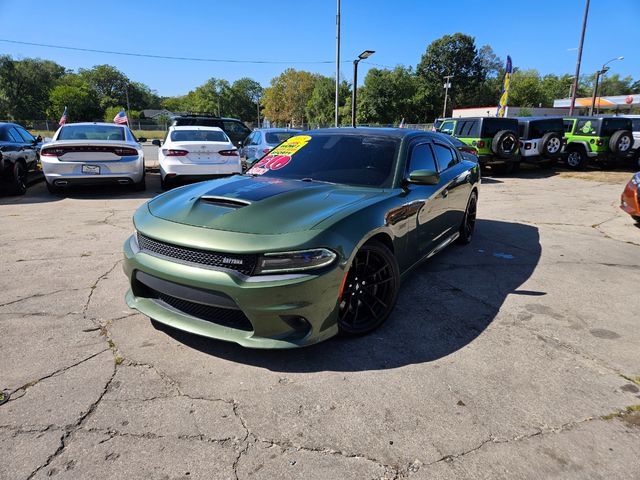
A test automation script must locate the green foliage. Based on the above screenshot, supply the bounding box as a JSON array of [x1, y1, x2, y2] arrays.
[[263, 69, 317, 126], [416, 33, 484, 117], [305, 77, 350, 127], [103, 106, 139, 123], [0, 55, 66, 121], [358, 67, 421, 124], [47, 75, 102, 122]]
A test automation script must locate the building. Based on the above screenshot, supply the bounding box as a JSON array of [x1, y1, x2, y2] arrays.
[[553, 94, 639, 114], [451, 106, 570, 118]]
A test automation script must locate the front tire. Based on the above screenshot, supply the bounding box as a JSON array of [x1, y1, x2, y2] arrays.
[[457, 191, 478, 244], [338, 240, 400, 336], [565, 147, 586, 170]]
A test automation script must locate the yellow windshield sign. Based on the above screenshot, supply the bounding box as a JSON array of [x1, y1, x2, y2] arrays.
[[248, 135, 312, 175]]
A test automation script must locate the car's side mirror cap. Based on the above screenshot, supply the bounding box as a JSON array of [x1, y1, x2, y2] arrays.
[[408, 169, 440, 185], [151, 139, 162, 146]]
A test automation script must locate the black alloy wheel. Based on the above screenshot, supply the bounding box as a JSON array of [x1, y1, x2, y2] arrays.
[[457, 191, 477, 244], [12, 161, 27, 195], [338, 240, 399, 335]]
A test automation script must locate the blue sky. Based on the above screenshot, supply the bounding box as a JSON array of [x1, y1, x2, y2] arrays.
[[0, 0, 638, 96]]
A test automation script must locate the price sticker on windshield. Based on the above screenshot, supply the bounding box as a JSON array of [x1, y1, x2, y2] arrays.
[[248, 135, 311, 175]]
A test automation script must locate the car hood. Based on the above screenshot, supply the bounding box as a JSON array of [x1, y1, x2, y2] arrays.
[[148, 175, 382, 234]]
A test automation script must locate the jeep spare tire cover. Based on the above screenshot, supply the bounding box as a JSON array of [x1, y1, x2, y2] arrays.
[[540, 131, 563, 157], [492, 130, 518, 158], [609, 130, 633, 155]]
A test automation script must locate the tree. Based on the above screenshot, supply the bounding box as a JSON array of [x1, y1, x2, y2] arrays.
[[305, 77, 350, 127], [47, 75, 102, 122], [358, 67, 421, 124], [262, 69, 316, 126], [416, 33, 484, 117], [78, 65, 130, 110], [227, 78, 263, 122], [0, 56, 66, 121], [598, 73, 634, 97], [508, 69, 545, 107]]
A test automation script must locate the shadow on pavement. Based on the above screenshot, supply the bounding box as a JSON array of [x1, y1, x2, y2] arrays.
[[158, 218, 541, 372]]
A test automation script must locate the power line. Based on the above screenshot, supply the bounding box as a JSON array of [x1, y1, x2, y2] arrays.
[[0, 38, 344, 65]]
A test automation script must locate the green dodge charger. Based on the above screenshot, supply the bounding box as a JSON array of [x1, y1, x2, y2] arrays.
[[123, 128, 480, 348]]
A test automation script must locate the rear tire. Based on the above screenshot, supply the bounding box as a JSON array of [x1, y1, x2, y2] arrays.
[[609, 130, 633, 156], [11, 161, 27, 195], [338, 240, 400, 336], [457, 191, 477, 244]]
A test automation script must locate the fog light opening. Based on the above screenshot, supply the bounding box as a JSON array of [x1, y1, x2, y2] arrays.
[[280, 315, 311, 337]]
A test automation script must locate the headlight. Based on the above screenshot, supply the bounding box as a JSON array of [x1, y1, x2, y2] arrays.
[[255, 248, 337, 274]]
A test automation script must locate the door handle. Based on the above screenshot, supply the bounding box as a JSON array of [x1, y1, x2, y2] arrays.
[[441, 189, 449, 198]]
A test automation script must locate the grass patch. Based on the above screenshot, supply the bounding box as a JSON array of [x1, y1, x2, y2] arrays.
[[107, 339, 116, 350], [114, 355, 124, 366], [602, 405, 640, 420], [0, 392, 4, 402]]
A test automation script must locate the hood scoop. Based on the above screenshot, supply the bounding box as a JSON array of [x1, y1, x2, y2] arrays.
[[199, 196, 250, 209]]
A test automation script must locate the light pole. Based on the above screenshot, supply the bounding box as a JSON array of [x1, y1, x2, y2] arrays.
[[569, 0, 590, 115], [442, 75, 453, 118], [335, 0, 340, 127], [590, 56, 623, 115], [351, 50, 375, 127]]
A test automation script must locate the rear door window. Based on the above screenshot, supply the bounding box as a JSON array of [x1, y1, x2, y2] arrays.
[[407, 142, 437, 173], [575, 119, 599, 136], [223, 121, 251, 138], [481, 119, 517, 137], [432, 143, 458, 171], [529, 119, 563, 139], [6, 128, 22, 143], [455, 120, 480, 138], [601, 118, 632, 136], [15, 126, 35, 143]]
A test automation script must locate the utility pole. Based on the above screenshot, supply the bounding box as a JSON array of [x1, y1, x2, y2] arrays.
[[335, 0, 341, 127], [442, 75, 453, 118], [569, 0, 590, 115]]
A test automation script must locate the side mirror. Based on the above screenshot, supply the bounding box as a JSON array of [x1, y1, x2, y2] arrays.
[[151, 139, 162, 147], [408, 169, 440, 185], [236, 140, 243, 148], [138, 137, 147, 143]]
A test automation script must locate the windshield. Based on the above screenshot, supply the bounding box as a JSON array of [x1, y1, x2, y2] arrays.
[[58, 125, 125, 141], [247, 133, 400, 188], [265, 131, 300, 145], [170, 130, 228, 142]]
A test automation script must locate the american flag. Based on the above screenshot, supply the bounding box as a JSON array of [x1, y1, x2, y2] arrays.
[[113, 110, 128, 125], [59, 107, 68, 126]]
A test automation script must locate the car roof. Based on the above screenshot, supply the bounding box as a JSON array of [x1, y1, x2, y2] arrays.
[[454, 116, 517, 121], [169, 125, 224, 132], [563, 116, 629, 120], [254, 128, 302, 133], [60, 122, 126, 127], [309, 127, 440, 139], [516, 116, 564, 122]]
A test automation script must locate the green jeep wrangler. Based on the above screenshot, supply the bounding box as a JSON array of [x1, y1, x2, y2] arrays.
[[562, 116, 634, 169], [439, 117, 520, 173]]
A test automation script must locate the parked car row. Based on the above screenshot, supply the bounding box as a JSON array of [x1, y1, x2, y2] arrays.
[[434, 115, 639, 171], [0, 123, 41, 195]]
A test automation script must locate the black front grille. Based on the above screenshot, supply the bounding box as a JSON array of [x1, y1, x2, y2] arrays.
[[138, 234, 257, 276], [156, 292, 253, 332]]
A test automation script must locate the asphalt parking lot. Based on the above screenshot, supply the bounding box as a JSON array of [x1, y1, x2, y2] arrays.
[[1, 148, 639, 479]]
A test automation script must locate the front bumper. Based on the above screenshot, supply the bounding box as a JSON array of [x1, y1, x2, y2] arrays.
[[41, 156, 144, 184], [123, 235, 344, 348]]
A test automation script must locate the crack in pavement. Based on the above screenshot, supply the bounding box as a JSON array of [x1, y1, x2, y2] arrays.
[[82, 260, 123, 323], [0, 288, 85, 308], [25, 357, 117, 480], [6, 348, 110, 401]]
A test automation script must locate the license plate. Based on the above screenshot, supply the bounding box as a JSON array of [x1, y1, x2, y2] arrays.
[[82, 165, 100, 174]]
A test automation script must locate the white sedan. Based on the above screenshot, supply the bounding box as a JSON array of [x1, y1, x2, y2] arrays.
[[40, 122, 146, 194], [155, 126, 242, 189]]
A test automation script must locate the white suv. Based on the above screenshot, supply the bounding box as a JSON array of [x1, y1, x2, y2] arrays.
[[516, 117, 564, 167], [154, 126, 242, 189]]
